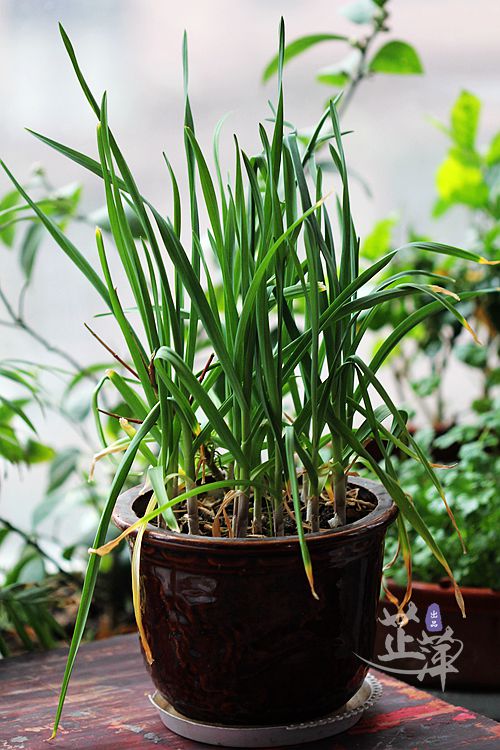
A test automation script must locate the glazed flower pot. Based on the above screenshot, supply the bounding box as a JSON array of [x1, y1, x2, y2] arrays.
[[112, 477, 397, 727]]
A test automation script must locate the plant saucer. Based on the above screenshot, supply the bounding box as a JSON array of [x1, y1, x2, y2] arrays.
[[149, 672, 382, 747]]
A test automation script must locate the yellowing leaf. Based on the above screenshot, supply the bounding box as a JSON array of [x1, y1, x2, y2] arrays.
[[131, 496, 156, 665], [429, 285, 460, 301]]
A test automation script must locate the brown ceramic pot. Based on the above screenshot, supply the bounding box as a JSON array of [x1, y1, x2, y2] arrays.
[[112, 477, 397, 726]]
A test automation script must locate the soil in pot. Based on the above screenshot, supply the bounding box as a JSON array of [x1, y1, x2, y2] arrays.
[[134, 479, 378, 538]]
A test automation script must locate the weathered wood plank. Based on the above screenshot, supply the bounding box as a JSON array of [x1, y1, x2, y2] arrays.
[[0, 633, 499, 749]]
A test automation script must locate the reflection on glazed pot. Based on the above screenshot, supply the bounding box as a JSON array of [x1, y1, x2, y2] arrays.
[[112, 477, 397, 726]]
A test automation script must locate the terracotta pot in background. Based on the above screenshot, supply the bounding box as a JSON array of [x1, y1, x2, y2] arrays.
[[113, 477, 397, 727], [365, 422, 461, 465], [376, 580, 500, 690]]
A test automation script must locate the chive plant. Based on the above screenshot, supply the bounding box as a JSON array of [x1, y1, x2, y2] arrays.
[[2, 20, 497, 736]]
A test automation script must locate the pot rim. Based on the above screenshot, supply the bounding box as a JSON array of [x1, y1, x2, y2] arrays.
[[112, 476, 398, 549], [385, 578, 500, 600]]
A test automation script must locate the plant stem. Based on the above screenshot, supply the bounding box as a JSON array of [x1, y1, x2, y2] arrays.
[[338, 7, 389, 118], [332, 439, 347, 525], [273, 441, 284, 535], [84, 323, 139, 380], [307, 495, 320, 532], [273, 500, 284, 536], [304, 474, 319, 532], [252, 489, 262, 534], [98, 408, 142, 424], [303, 474, 310, 520], [181, 424, 199, 534], [333, 471, 347, 526], [0, 285, 93, 379], [234, 490, 249, 537], [234, 403, 252, 537]]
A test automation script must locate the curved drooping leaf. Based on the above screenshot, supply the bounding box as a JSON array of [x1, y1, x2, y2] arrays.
[[51, 402, 160, 737]]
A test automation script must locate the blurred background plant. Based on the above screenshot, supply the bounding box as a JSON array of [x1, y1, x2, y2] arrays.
[[264, 0, 423, 110], [0, 171, 140, 653], [385, 407, 500, 589], [362, 90, 500, 432]]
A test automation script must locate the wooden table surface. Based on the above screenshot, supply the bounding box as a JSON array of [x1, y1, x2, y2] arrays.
[[1, 633, 499, 749]]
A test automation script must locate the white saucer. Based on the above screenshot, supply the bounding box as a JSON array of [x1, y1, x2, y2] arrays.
[[149, 673, 382, 747]]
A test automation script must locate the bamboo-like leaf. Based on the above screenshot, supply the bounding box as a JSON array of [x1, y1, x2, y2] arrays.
[[148, 465, 179, 532], [95, 229, 156, 404], [155, 347, 248, 469], [151, 208, 247, 410], [399, 240, 499, 266], [105, 368, 161, 444], [119, 418, 157, 468], [0, 396, 37, 434], [1, 163, 110, 306], [368, 289, 498, 375], [97, 97, 160, 351], [131, 494, 156, 664], [91, 374, 111, 449], [235, 194, 331, 360], [51, 402, 160, 737], [347, 354, 466, 552], [184, 128, 224, 252], [285, 426, 318, 599], [26, 129, 104, 179], [327, 411, 465, 616]]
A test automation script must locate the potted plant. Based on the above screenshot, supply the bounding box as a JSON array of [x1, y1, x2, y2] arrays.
[[3, 20, 495, 741]]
